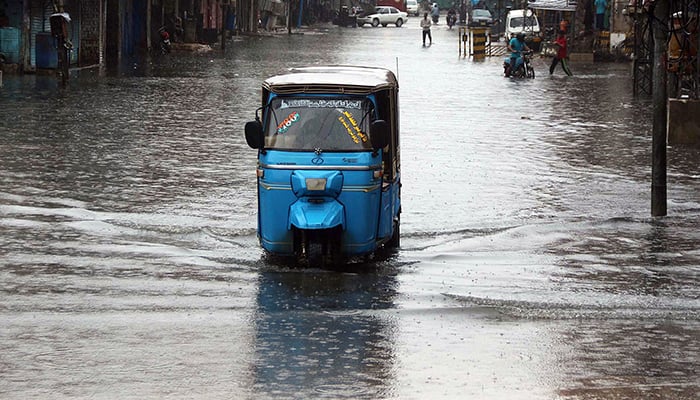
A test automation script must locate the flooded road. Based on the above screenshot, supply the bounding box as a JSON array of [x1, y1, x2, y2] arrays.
[[1, 21, 699, 399]]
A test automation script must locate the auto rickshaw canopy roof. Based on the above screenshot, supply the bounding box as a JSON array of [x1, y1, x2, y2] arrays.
[[263, 65, 399, 95]]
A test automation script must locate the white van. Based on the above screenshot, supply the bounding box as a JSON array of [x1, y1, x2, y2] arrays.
[[504, 9, 541, 41]]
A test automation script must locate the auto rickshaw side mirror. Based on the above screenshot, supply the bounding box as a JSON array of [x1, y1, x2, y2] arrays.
[[370, 120, 389, 150], [245, 120, 265, 149]]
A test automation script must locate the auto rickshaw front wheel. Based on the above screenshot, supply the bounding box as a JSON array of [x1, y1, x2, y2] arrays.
[[295, 227, 342, 268]]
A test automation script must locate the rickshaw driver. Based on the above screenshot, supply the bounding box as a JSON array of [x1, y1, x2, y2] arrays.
[[297, 114, 328, 149], [299, 109, 369, 150]]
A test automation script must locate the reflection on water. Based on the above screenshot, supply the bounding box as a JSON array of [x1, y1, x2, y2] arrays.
[[1, 23, 699, 399], [253, 267, 398, 399]]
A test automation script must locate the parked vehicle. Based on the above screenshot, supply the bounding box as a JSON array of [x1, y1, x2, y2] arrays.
[[332, 6, 358, 27], [469, 8, 493, 27], [357, 6, 407, 27], [406, 0, 420, 16], [503, 50, 535, 78], [377, 0, 407, 12], [504, 9, 542, 51], [244, 66, 402, 267]]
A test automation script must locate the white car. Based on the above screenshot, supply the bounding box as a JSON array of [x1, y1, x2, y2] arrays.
[[406, 0, 420, 16], [357, 6, 408, 27]]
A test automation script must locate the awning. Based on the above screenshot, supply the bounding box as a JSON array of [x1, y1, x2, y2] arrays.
[[527, 0, 576, 12]]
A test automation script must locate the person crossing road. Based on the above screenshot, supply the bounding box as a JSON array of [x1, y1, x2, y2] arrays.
[[549, 30, 573, 76], [421, 12, 432, 46]]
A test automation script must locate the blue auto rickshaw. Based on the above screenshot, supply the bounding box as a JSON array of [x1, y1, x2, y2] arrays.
[[244, 66, 401, 266]]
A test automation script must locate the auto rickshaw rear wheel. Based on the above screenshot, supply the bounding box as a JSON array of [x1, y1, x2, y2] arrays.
[[386, 216, 400, 249]]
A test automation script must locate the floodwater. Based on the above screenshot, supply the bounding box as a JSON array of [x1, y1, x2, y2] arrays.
[[1, 20, 699, 400]]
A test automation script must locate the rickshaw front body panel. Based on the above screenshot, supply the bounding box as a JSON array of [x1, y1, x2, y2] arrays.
[[258, 151, 384, 255]]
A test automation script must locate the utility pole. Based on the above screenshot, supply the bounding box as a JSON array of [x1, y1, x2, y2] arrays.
[[651, 0, 668, 216]]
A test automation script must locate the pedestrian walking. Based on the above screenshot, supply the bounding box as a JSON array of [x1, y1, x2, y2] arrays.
[[549, 30, 573, 76], [594, 0, 607, 30], [421, 12, 432, 46]]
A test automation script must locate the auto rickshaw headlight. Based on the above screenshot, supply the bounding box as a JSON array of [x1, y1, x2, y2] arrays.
[[292, 171, 343, 197], [306, 178, 327, 191]]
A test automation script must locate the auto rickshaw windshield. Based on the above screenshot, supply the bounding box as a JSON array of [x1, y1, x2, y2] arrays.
[[264, 97, 374, 151]]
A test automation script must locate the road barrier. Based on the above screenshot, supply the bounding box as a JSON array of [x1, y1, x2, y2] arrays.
[[596, 30, 610, 51], [472, 28, 487, 60], [459, 27, 469, 57], [458, 27, 494, 59]]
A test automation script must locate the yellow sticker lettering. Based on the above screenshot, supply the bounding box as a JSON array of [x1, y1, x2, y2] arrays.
[[343, 111, 368, 143], [338, 116, 360, 144]]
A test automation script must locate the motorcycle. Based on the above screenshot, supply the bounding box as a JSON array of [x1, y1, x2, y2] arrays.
[[432, 14, 439, 24], [503, 50, 535, 78], [158, 26, 171, 54], [446, 12, 456, 29]]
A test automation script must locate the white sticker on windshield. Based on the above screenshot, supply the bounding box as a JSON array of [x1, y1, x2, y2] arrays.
[[280, 99, 362, 110]]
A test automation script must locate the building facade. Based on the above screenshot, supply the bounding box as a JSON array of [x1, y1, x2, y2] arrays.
[[0, 0, 235, 73]]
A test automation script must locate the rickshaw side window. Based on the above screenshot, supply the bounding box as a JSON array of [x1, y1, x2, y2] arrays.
[[374, 91, 395, 179], [263, 97, 374, 151]]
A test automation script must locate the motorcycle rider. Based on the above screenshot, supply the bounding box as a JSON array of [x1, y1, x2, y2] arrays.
[[447, 7, 457, 28], [430, 3, 439, 23], [507, 33, 530, 77]]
